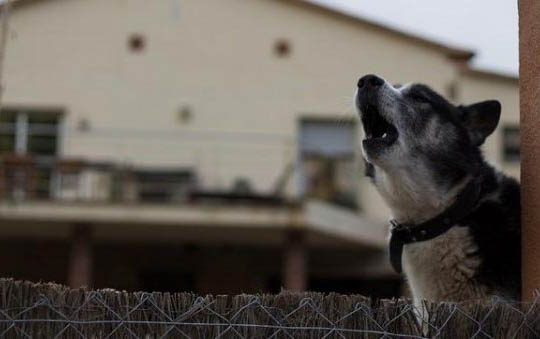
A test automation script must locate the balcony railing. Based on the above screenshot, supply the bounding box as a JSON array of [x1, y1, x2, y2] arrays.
[[0, 155, 286, 205], [0, 155, 199, 204]]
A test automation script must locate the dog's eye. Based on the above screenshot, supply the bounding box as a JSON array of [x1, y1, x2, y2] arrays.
[[410, 93, 429, 104]]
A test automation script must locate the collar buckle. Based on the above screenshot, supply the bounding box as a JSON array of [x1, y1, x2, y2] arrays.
[[390, 220, 411, 233]]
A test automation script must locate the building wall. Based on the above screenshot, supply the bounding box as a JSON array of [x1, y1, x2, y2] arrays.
[[3, 0, 457, 202], [1, 0, 518, 223], [458, 71, 520, 179]]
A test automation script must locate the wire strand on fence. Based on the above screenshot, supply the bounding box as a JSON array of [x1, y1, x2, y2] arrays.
[[0, 278, 539, 338]]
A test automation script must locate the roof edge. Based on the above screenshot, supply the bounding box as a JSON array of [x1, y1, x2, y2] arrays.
[[6, 0, 477, 61], [282, 0, 475, 61], [461, 66, 519, 84]]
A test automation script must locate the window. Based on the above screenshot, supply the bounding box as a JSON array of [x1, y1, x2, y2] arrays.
[[299, 119, 358, 210], [0, 110, 60, 157], [27, 112, 60, 156], [0, 111, 16, 154], [0, 110, 62, 199], [502, 125, 520, 162]]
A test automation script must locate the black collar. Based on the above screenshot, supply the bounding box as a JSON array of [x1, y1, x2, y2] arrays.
[[389, 176, 484, 274]]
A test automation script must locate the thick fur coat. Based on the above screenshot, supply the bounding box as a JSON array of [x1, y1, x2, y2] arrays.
[[354, 74, 520, 303]]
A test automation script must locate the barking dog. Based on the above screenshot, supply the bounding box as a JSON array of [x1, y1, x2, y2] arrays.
[[354, 74, 520, 303]]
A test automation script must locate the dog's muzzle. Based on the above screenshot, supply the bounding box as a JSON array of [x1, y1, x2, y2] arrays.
[[356, 75, 398, 151]]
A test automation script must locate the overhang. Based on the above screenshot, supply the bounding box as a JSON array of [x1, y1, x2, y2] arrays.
[[0, 199, 387, 249]]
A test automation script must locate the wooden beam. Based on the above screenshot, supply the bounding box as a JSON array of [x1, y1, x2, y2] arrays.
[[67, 224, 93, 288], [519, 0, 540, 301], [282, 230, 308, 291]]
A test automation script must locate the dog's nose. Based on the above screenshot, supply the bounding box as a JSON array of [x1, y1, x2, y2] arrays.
[[357, 74, 384, 89]]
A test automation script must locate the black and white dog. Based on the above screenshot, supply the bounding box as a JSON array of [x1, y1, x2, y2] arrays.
[[355, 74, 521, 303]]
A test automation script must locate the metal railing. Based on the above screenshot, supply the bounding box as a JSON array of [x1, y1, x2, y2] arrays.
[[0, 155, 200, 204]]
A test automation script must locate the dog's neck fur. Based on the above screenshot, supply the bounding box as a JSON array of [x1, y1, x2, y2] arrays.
[[374, 163, 489, 303], [372, 164, 471, 225]]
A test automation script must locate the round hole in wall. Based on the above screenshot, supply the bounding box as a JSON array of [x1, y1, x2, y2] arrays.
[[178, 106, 193, 124], [128, 34, 146, 53], [77, 119, 91, 132], [274, 39, 291, 57]]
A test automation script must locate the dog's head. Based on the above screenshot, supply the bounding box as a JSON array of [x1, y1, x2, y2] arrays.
[[355, 74, 501, 188]]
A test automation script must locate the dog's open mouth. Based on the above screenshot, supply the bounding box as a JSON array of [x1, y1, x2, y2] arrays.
[[362, 105, 398, 146]]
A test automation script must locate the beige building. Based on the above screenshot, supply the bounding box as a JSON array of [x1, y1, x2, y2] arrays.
[[0, 0, 519, 296]]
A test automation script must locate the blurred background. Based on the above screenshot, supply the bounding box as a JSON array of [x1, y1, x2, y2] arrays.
[[0, 0, 519, 298]]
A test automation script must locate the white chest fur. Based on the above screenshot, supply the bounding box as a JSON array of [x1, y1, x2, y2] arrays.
[[401, 225, 489, 302]]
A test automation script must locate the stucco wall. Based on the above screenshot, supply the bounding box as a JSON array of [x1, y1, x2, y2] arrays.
[[3, 0, 457, 200], [1, 0, 519, 225], [458, 71, 520, 179]]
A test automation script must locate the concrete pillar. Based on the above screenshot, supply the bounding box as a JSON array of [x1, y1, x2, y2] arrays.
[[67, 224, 93, 288], [519, 0, 540, 301], [282, 230, 308, 291]]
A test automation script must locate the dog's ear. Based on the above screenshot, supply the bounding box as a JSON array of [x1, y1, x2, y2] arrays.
[[459, 100, 501, 146]]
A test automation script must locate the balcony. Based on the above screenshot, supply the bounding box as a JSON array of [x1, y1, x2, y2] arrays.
[[0, 154, 392, 292], [0, 154, 385, 246], [0, 155, 204, 204]]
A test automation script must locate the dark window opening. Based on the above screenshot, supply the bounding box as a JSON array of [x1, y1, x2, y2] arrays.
[[33, 165, 53, 199], [0, 110, 60, 157], [299, 119, 358, 210], [503, 125, 520, 162], [0, 133, 14, 154], [0, 111, 17, 154]]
